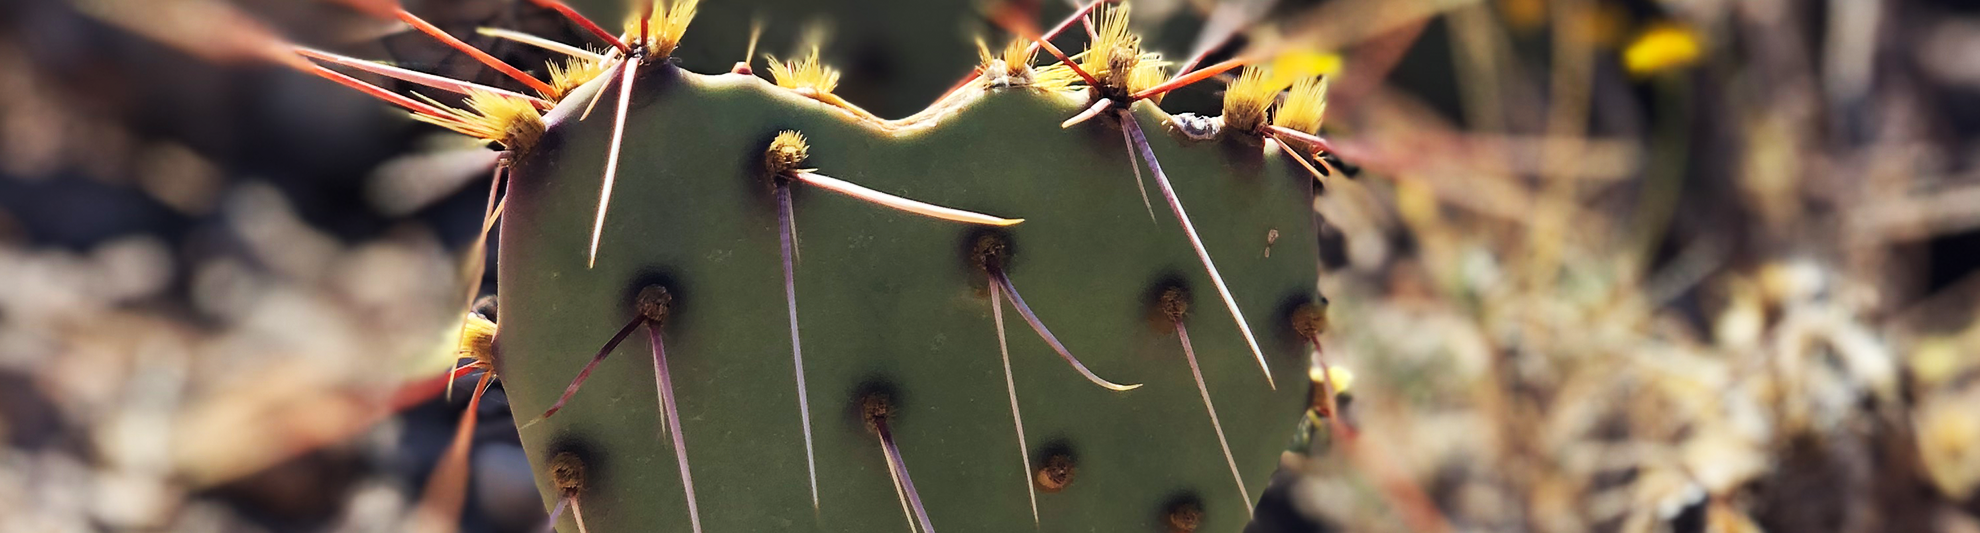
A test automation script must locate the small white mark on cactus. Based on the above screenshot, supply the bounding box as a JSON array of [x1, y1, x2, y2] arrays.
[[1266, 229, 1280, 258], [1168, 113, 1223, 142]]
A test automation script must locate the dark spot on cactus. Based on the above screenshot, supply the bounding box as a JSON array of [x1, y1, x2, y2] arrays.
[[1034, 438, 1080, 494], [1274, 294, 1330, 350], [634, 285, 672, 325], [1157, 286, 1189, 323], [1160, 494, 1205, 533], [544, 436, 605, 494], [850, 379, 903, 434], [966, 229, 1014, 274], [861, 393, 894, 434], [622, 270, 685, 326], [1142, 276, 1191, 332], [1291, 301, 1329, 340], [1034, 452, 1076, 494], [549, 452, 586, 495]]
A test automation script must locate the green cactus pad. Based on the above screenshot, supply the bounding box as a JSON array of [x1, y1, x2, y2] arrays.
[[498, 63, 1319, 533]]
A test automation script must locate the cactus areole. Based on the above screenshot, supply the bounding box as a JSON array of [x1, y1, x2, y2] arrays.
[[498, 57, 1322, 533]]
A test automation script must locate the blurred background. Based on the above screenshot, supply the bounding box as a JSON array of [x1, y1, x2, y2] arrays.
[[2, 0, 1979, 531]]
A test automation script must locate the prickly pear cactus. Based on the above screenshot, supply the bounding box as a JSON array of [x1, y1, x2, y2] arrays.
[[496, 55, 1322, 531], [87, 0, 1339, 528]]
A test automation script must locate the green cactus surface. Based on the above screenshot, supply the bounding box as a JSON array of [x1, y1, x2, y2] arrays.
[[497, 62, 1322, 533]]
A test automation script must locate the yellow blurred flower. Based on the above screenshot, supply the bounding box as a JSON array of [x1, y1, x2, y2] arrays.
[[1624, 24, 1703, 76]]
